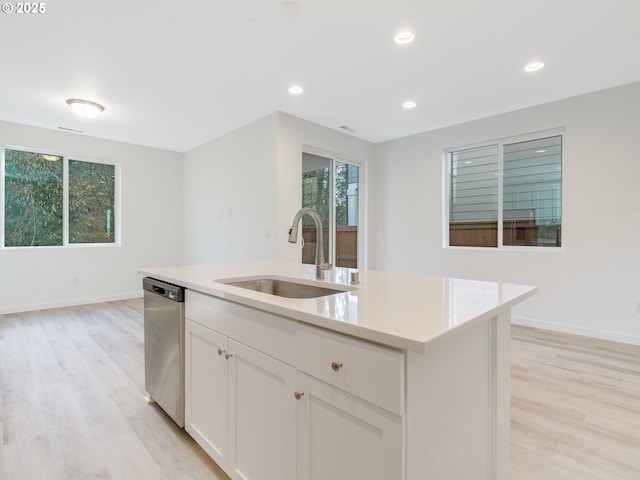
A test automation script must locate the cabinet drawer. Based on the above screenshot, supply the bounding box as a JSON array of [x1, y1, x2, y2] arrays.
[[186, 290, 296, 366], [296, 324, 405, 415]]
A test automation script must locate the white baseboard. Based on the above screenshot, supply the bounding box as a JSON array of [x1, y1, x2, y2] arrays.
[[513, 315, 640, 346], [0, 292, 143, 316]]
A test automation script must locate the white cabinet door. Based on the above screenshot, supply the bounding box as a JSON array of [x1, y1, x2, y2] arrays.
[[296, 372, 405, 480], [227, 339, 297, 480], [184, 319, 229, 469]]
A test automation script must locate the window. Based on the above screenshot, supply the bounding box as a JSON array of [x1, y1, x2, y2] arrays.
[[2, 147, 119, 247], [301, 151, 361, 268], [446, 133, 562, 248]]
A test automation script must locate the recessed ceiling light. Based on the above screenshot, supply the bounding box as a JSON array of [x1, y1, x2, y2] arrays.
[[66, 98, 105, 118], [524, 61, 544, 73], [394, 31, 415, 45], [402, 100, 417, 109], [288, 85, 304, 95]]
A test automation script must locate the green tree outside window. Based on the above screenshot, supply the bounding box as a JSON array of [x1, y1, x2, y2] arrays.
[[3, 148, 117, 247]]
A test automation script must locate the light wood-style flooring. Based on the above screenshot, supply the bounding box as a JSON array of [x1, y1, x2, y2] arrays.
[[511, 325, 640, 479], [0, 300, 638, 479], [0, 300, 229, 480]]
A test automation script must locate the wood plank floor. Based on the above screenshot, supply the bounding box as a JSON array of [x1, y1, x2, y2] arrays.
[[511, 325, 640, 480], [0, 300, 229, 480], [1, 300, 638, 479]]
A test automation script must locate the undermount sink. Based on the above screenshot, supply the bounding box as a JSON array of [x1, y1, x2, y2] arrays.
[[218, 277, 350, 299]]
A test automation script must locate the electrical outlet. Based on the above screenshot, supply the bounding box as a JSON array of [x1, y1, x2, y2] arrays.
[[72, 276, 80, 286], [634, 301, 640, 314]]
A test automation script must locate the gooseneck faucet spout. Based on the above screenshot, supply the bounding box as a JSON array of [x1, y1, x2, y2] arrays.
[[288, 207, 332, 279]]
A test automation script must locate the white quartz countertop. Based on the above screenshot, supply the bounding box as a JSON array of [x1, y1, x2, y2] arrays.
[[138, 262, 536, 353]]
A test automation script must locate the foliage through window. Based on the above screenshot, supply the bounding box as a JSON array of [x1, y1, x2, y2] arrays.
[[2, 148, 118, 247], [447, 133, 562, 248]]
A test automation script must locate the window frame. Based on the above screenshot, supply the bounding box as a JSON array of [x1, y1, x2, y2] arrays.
[[443, 129, 565, 251], [1, 145, 121, 249]]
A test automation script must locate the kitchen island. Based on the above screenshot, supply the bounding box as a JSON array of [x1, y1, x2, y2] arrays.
[[139, 261, 536, 480]]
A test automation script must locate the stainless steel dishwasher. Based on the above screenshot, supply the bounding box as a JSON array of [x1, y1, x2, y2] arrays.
[[143, 277, 185, 427]]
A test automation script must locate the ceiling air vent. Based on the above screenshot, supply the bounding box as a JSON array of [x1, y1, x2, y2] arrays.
[[339, 125, 356, 133], [58, 126, 84, 134]]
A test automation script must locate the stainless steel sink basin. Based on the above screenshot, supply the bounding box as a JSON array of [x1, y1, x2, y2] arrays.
[[219, 277, 349, 299]]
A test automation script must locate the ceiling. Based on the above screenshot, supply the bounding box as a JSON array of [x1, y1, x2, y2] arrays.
[[1, 0, 640, 153]]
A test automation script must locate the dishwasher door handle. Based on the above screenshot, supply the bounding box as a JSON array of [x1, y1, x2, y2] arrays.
[[152, 285, 166, 295]]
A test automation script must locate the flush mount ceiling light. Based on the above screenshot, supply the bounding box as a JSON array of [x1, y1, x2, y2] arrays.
[[288, 85, 304, 95], [524, 61, 545, 73], [394, 31, 415, 45], [402, 100, 417, 109], [66, 98, 105, 118]]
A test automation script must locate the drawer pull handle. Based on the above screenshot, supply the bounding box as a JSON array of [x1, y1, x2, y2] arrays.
[[294, 391, 305, 400], [331, 361, 343, 372], [225, 353, 233, 360], [217, 348, 226, 356]]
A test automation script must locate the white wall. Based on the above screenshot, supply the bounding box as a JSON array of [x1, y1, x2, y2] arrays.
[[182, 112, 374, 265], [369, 81, 640, 344], [0, 121, 183, 314], [182, 113, 279, 264]]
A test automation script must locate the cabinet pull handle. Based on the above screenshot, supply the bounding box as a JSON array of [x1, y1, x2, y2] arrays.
[[294, 391, 304, 400], [331, 361, 343, 372], [225, 353, 233, 360], [217, 348, 225, 356]]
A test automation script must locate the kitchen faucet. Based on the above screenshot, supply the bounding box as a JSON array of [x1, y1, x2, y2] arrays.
[[288, 207, 332, 279]]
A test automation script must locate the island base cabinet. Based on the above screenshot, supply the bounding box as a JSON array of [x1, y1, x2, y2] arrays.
[[184, 291, 513, 480], [227, 339, 297, 480], [405, 313, 511, 480], [185, 319, 228, 469], [295, 372, 406, 480], [185, 318, 297, 480]]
